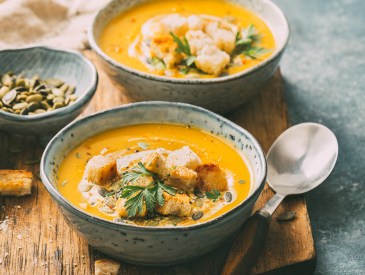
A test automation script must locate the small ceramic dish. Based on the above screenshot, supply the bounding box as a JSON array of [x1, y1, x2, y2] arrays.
[[89, 0, 289, 113], [40, 101, 267, 266], [0, 46, 98, 136]]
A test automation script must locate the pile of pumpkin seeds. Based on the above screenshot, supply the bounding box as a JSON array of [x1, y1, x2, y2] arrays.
[[0, 71, 77, 116]]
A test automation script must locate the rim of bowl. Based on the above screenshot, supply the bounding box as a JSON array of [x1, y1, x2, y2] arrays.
[[40, 101, 267, 232], [0, 46, 98, 121], [88, 0, 290, 84]]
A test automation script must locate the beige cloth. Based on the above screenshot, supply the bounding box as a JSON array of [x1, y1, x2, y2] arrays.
[[0, 0, 109, 50]]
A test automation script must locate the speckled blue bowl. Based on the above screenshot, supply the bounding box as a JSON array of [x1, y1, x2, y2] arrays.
[[89, 0, 289, 113], [0, 47, 98, 136], [40, 101, 266, 266]]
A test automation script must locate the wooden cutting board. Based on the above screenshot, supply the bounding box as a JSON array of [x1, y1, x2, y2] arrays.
[[0, 51, 316, 275]]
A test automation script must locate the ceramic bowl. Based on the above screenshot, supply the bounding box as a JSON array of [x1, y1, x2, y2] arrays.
[[0, 47, 98, 136], [40, 101, 267, 266], [89, 0, 289, 113]]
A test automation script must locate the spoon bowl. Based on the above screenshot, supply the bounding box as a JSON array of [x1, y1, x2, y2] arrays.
[[267, 123, 338, 195]]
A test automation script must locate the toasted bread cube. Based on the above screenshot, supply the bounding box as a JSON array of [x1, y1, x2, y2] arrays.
[[84, 155, 116, 186], [166, 146, 202, 170], [196, 164, 228, 191], [156, 193, 191, 217], [195, 45, 230, 76], [141, 152, 168, 178], [166, 166, 197, 192], [95, 259, 120, 275], [0, 170, 32, 197], [115, 198, 148, 219]]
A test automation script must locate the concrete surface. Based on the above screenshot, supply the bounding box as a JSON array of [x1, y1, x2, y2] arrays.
[[273, 0, 365, 274]]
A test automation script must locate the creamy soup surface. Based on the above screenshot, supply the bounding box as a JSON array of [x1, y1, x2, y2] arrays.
[[58, 124, 251, 226], [99, 0, 275, 78]]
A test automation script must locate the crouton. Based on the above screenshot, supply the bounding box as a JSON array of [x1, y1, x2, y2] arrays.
[[186, 30, 213, 55], [84, 155, 116, 186], [115, 198, 148, 219], [196, 164, 228, 191], [156, 193, 191, 217], [166, 166, 197, 192], [0, 170, 32, 197], [131, 176, 154, 188], [166, 146, 202, 170], [195, 45, 230, 76], [141, 152, 168, 178], [95, 259, 120, 275]]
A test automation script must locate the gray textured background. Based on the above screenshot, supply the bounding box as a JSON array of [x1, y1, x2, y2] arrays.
[[273, 0, 365, 274]]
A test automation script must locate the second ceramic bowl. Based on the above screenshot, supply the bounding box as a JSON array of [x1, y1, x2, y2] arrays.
[[89, 0, 289, 113]]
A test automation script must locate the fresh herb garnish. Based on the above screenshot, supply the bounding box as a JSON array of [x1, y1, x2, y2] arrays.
[[137, 142, 149, 150], [148, 57, 166, 70], [120, 162, 155, 186], [205, 189, 221, 202], [239, 179, 246, 184], [170, 32, 192, 56], [170, 32, 196, 71], [119, 163, 177, 217], [75, 152, 81, 159], [232, 24, 268, 59]]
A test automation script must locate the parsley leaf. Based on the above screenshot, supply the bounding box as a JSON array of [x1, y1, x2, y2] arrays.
[[121, 162, 155, 186], [205, 189, 221, 202], [232, 24, 268, 59], [170, 32, 196, 71], [119, 163, 177, 217]]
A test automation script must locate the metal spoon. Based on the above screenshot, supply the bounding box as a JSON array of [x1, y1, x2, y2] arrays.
[[222, 123, 338, 275]]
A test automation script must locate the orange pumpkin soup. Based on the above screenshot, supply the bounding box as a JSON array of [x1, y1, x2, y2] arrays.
[[58, 124, 251, 226], [99, 0, 275, 78]]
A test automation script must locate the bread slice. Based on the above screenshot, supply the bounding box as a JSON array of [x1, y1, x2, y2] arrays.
[[0, 170, 32, 197]]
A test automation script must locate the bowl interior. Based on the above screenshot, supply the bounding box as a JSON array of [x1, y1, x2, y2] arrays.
[[0, 47, 95, 100], [90, 0, 289, 78], [41, 102, 266, 227]]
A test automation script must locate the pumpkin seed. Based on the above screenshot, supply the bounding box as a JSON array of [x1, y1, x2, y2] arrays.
[[53, 97, 64, 104], [23, 158, 40, 165], [52, 88, 64, 97], [54, 102, 64, 109], [46, 94, 55, 101], [2, 89, 17, 105], [27, 102, 40, 111], [277, 211, 296, 222], [194, 190, 205, 198], [0, 86, 9, 99], [20, 108, 28, 115], [224, 192, 233, 202], [40, 101, 51, 110], [1, 74, 13, 86], [99, 205, 114, 214], [192, 211, 204, 220], [12, 102, 27, 110], [97, 186, 111, 197], [45, 78, 64, 88], [26, 94, 43, 103], [0, 73, 77, 115], [66, 85, 75, 95], [78, 183, 92, 192], [34, 109, 46, 114]]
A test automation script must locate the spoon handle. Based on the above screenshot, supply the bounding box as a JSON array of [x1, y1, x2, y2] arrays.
[[221, 209, 271, 275]]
